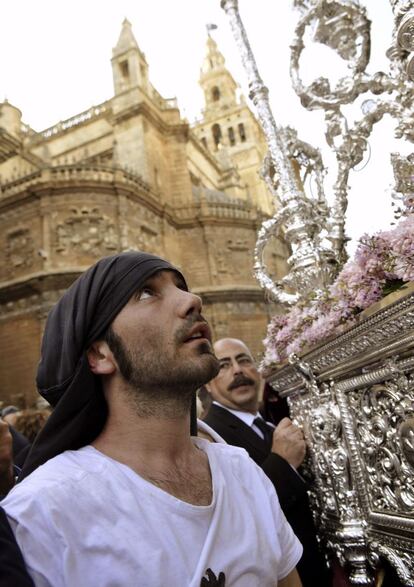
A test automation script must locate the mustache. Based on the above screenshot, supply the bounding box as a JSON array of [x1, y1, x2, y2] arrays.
[[175, 314, 209, 343], [228, 374, 255, 390]]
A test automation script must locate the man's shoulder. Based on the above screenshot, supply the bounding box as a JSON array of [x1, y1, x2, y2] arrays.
[[196, 437, 261, 478], [203, 405, 248, 443], [204, 403, 237, 427], [2, 446, 103, 511], [198, 438, 279, 508], [198, 436, 246, 457], [28, 446, 102, 480]]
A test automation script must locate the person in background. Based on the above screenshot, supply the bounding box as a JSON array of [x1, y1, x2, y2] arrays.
[[1, 406, 20, 428], [1, 407, 30, 476], [204, 337, 331, 587], [0, 420, 35, 584], [0, 419, 14, 496], [13, 409, 50, 444]]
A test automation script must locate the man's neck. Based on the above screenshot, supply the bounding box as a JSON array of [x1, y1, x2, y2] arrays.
[[93, 397, 195, 466], [92, 382, 213, 506]]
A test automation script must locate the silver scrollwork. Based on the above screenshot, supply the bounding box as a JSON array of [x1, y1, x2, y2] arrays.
[[222, 0, 414, 306], [221, 0, 339, 305]]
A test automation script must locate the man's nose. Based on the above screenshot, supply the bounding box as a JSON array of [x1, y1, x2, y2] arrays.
[[231, 359, 243, 374], [179, 288, 203, 317]]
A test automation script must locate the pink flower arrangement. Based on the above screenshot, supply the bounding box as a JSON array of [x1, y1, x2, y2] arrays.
[[262, 215, 414, 370]]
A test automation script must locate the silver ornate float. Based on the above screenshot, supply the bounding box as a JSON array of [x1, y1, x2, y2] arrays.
[[220, 0, 414, 584], [274, 286, 414, 585]]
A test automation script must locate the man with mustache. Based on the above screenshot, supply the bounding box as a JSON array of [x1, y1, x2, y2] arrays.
[[1, 252, 303, 587], [204, 338, 331, 587]]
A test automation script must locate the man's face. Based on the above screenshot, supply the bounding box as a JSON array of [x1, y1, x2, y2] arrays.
[[106, 270, 219, 396], [207, 338, 261, 414]]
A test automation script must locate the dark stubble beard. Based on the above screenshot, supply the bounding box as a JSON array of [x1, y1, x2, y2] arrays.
[[104, 325, 219, 419]]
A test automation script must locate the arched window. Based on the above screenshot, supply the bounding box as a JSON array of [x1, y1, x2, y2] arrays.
[[228, 127, 235, 146], [238, 123, 247, 142], [212, 86, 221, 102], [120, 60, 129, 79], [212, 124, 222, 148], [201, 137, 208, 149]]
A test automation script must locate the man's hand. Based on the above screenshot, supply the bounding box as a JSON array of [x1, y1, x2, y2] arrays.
[[271, 417, 306, 469], [0, 419, 14, 495]]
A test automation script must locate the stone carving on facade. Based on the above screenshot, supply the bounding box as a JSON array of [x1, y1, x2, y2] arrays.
[[53, 207, 118, 256], [214, 251, 230, 275], [209, 316, 229, 340], [208, 227, 253, 281], [5, 227, 34, 271], [0, 289, 67, 322], [121, 202, 162, 255], [135, 224, 159, 254], [226, 236, 249, 252]]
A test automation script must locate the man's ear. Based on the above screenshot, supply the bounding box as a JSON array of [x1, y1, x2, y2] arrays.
[[205, 383, 213, 395], [87, 341, 116, 375]]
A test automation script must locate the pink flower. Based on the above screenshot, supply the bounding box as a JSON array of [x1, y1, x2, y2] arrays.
[[261, 213, 414, 371]]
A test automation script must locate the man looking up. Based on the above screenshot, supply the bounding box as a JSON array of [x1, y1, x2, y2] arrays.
[[2, 252, 302, 587], [204, 338, 331, 587]]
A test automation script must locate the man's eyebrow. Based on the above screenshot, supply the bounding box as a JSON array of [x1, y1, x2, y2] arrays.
[[218, 353, 251, 362], [173, 273, 188, 290]]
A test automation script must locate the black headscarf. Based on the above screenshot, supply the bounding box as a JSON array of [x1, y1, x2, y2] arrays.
[[19, 251, 188, 480]]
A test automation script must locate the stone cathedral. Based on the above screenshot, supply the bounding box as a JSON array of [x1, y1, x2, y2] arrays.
[[0, 20, 288, 407]]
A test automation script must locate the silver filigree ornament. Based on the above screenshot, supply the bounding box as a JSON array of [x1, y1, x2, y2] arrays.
[[221, 0, 339, 306], [222, 0, 414, 309], [391, 152, 414, 218], [399, 417, 414, 468]]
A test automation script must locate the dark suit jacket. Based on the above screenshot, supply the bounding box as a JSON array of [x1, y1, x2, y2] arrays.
[[0, 506, 34, 586], [203, 403, 331, 587], [10, 427, 31, 470]]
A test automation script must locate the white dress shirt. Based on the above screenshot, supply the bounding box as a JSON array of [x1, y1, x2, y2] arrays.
[[212, 401, 274, 440]]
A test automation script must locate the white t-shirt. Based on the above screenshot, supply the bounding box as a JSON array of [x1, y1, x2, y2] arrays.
[[2, 438, 302, 587]]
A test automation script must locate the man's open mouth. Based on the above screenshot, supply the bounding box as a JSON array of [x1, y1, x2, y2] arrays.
[[183, 323, 211, 343]]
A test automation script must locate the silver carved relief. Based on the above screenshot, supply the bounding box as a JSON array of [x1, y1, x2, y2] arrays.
[[348, 369, 414, 515]]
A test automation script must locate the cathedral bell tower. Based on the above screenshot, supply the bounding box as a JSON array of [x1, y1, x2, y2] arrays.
[[111, 18, 149, 96], [199, 35, 238, 119], [193, 33, 275, 214]]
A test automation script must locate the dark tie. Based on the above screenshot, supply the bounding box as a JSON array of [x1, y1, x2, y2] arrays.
[[253, 417, 273, 449]]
